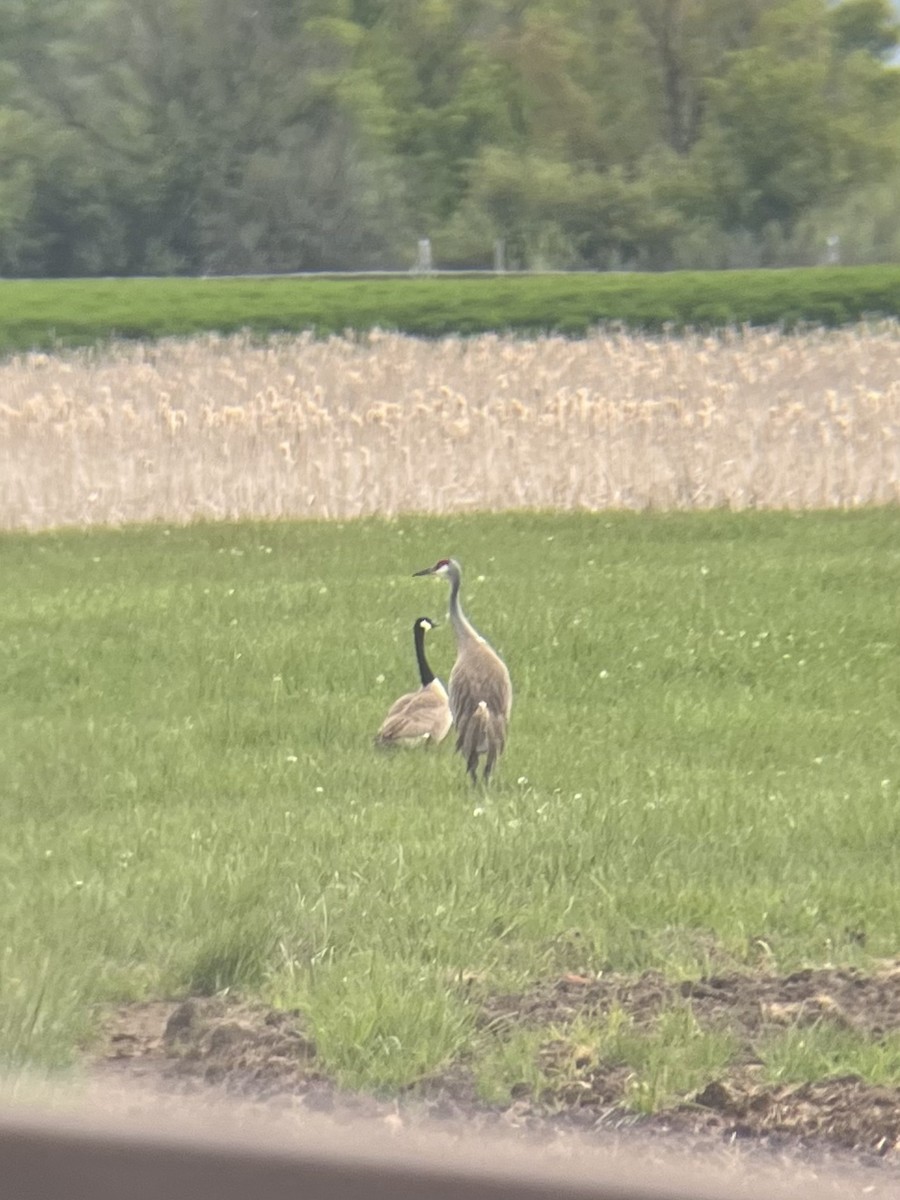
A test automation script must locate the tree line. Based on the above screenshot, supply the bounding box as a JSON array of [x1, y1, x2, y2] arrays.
[[1, 0, 899, 277]]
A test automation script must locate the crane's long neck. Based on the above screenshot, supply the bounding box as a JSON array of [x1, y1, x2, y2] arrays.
[[414, 624, 436, 687], [447, 565, 480, 645]]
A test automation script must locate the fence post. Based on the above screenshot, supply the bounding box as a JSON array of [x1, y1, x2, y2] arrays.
[[415, 239, 433, 274]]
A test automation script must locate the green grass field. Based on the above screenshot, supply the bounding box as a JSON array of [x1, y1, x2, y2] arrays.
[[2, 266, 900, 354], [2, 509, 899, 1100]]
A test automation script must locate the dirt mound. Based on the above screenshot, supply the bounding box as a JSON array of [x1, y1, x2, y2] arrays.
[[95, 997, 342, 1111], [90, 965, 900, 1166], [480, 965, 900, 1157]]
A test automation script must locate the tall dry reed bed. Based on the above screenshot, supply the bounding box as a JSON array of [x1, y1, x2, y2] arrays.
[[2, 324, 899, 529]]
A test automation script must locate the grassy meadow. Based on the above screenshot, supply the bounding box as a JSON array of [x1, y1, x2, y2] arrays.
[[3, 509, 899, 1101], [2, 266, 900, 355]]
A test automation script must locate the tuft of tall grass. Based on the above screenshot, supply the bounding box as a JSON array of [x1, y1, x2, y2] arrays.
[[759, 1024, 900, 1088], [475, 1006, 737, 1114]]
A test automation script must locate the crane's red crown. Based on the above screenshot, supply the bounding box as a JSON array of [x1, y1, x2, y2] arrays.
[[413, 557, 454, 578]]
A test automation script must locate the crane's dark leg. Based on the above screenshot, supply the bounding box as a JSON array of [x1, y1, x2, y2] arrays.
[[483, 746, 498, 783], [467, 749, 480, 784]]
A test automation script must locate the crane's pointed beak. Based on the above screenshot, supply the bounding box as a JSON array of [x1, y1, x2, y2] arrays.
[[412, 566, 435, 577]]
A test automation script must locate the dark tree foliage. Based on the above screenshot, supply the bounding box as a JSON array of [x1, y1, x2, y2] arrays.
[[0, 0, 898, 275]]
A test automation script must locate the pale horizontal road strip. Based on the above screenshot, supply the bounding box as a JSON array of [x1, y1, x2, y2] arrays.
[[0, 1096, 873, 1200]]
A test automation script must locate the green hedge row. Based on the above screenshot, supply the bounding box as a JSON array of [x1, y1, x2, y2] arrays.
[[2, 266, 900, 353]]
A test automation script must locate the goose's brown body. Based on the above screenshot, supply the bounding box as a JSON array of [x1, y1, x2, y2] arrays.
[[375, 617, 452, 747]]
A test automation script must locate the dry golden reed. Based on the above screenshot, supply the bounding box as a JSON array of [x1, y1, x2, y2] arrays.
[[2, 324, 900, 529]]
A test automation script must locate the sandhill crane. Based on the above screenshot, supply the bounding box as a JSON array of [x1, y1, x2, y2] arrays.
[[374, 617, 452, 748], [413, 558, 512, 783]]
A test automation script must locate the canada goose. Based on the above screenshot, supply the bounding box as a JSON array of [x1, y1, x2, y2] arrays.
[[374, 616, 452, 748], [413, 558, 512, 783]]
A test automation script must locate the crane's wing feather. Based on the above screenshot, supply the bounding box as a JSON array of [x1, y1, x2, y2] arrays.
[[449, 646, 512, 724], [449, 645, 512, 764]]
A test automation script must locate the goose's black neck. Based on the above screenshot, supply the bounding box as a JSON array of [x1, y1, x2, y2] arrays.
[[414, 622, 436, 687]]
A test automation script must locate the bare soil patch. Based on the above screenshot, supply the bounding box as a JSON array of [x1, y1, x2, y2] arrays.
[[481, 965, 900, 1156], [90, 965, 900, 1174], [482, 964, 900, 1039]]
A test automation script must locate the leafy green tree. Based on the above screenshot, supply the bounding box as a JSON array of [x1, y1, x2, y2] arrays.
[[2, 0, 900, 274], [437, 145, 683, 269], [0, 109, 36, 269], [0, 0, 413, 272], [632, 0, 777, 155], [829, 0, 899, 57], [692, 0, 900, 236]]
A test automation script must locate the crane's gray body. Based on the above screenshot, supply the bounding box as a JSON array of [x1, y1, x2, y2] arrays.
[[414, 559, 512, 783]]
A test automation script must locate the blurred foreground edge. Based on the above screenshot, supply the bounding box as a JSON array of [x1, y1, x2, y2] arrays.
[[0, 1099, 828, 1200]]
